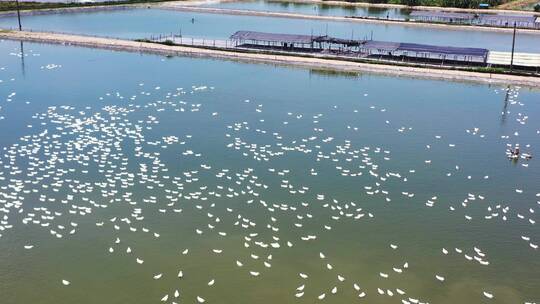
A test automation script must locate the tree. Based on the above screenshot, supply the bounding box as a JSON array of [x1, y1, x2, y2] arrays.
[[534, 3, 540, 12], [402, 0, 420, 6]]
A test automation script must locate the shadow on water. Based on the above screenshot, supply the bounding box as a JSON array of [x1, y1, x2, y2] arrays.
[[309, 67, 361, 79], [19, 41, 26, 77], [500, 85, 511, 125], [320, 3, 357, 13]]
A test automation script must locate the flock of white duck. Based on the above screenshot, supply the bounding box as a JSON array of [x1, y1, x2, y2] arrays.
[[0, 50, 538, 304]]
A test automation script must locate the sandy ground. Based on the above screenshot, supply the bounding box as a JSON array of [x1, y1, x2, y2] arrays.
[[1, 30, 539, 87], [158, 5, 540, 34]]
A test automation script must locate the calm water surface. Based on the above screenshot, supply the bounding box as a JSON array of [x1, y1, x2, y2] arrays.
[[0, 40, 538, 304], [205, 0, 411, 19], [1, 8, 540, 52]]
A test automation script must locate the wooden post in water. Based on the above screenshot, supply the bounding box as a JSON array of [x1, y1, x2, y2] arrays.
[[510, 22, 516, 72], [15, 0, 22, 31]]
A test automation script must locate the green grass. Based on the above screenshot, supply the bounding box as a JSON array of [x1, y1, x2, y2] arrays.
[[0, 0, 179, 12], [162, 39, 176, 46]]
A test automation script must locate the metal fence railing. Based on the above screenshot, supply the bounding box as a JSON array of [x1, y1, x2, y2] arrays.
[[2, 28, 538, 74]]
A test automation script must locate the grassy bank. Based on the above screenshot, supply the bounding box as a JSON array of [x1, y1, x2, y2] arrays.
[[0, 0, 178, 12]]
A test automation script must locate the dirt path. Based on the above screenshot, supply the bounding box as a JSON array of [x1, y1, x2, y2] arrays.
[[1, 30, 539, 87]]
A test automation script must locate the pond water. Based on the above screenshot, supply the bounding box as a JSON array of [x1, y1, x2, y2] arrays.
[[1, 8, 540, 52], [203, 0, 412, 19], [0, 40, 538, 304]]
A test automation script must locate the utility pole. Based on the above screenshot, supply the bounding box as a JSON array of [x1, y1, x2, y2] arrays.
[[510, 22, 516, 71], [15, 0, 22, 31]]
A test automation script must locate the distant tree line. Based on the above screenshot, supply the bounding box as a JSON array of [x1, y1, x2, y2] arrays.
[[0, 0, 171, 12], [327, 0, 505, 9]]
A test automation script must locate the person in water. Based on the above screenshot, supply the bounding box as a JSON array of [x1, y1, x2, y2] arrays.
[[509, 145, 533, 160], [509, 145, 520, 159]]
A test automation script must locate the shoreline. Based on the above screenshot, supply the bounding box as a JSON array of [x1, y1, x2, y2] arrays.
[[260, 0, 540, 15], [4, 0, 539, 15], [1, 30, 539, 87], [157, 5, 540, 34], [0, 0, 538, 33], [0, 3, 146, 17]]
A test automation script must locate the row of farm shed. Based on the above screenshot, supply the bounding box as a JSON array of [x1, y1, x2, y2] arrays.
[[408, 11, 540, 29], [229, 31, 540, 68]]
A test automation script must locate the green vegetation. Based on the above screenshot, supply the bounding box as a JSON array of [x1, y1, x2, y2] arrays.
[[324, 0, 505, 8], [134, 38, 153, 43], [534, 3, 540, 11], [309, 68, 361, 78], [0, 0, 175, 12]]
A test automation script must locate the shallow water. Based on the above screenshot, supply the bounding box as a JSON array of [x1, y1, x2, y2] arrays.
[[205, 0, 411, 19], [0, 40, 539, 304], [1, 8, 540, 52]]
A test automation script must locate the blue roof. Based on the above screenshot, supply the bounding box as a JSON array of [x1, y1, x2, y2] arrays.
[[479, 14, 537, 23], [230, 31, 489, 57], [410, 10, 475, 19], [397, 43, 488, 57], [230, 31, 317, 44], [362, 40, 488, 57]]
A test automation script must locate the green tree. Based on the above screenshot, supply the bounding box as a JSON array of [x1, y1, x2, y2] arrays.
[[402, 0, 420, 6]]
